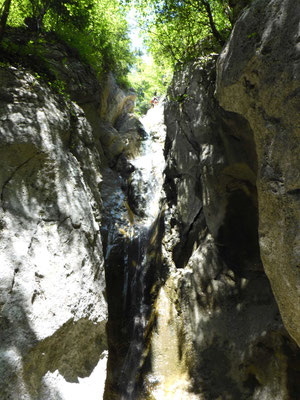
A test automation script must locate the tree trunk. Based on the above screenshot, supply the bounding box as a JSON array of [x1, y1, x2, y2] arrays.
[[0, 0, 12, 44], [201, 0, 225, 45]]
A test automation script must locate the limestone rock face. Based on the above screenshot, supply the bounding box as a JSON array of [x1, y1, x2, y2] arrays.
[[155, 56, 300, 399], [97, 75, 143, 167], [0, 65, 108, 399], [0, 30, 148, 400], [27, 35, 142, 169], [229, 0, 252, 22], [216, 0, 300, 346], [100, 73, 136, 125]]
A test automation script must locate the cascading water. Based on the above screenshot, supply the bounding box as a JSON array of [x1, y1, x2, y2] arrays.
[[101, 101, 166, 400], [117, 103, 166, 399], [128, 116, 165, 222]]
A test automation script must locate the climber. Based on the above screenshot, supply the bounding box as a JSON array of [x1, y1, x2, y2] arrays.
[[151, 95, 159, 107]]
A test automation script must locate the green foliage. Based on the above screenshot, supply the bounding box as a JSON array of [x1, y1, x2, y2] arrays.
[[1, 35, 18, 52], [49, 79, 70, 100], [128, 54, 172, 115], [0, 60, 9, 67], [1, 0, 134, 81], [1, 0, 236, 110], [247, 31, 257, 39], [6, 0, 93, 30], [127, 0, 233, 68]]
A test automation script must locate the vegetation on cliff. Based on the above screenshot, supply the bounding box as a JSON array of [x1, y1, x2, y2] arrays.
[[125, 0, 244, 113], [0, 0, 250, 113], [0, 0, 133, 82]]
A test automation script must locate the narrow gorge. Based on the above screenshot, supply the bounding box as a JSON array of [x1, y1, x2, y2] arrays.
[[0, 0, 299, 399]]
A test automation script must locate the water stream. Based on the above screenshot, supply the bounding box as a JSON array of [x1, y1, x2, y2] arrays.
[[118, 103, 166, 399]]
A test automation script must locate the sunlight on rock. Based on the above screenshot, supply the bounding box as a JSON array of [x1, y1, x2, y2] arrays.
[[144, 278, 200, 400], [44, 351, 108, 400]]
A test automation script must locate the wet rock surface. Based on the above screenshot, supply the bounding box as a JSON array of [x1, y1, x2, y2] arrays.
[[101, 104, 166, 400], [137, 1, 300, 397]]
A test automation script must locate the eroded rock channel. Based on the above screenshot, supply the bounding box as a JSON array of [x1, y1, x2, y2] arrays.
[[101, 104, 167, 399], [102, 56, 300, 400]]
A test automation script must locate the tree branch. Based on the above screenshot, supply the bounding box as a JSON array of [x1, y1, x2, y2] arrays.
[[0, 0, 12, 44], [200, 0, 225, 45]]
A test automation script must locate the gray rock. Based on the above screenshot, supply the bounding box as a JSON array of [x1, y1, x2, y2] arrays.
[[38, 39, 101, 106], [216, 0, 300, 346], [0, 65, 107, 399], [153, 53, 300, 399], [100, 73, 136, 125], [0, 32, 149, 399]]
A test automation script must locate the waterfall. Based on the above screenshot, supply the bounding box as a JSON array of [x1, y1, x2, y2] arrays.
[[117, 103, 166, 399], [129, 105, 166, 224]]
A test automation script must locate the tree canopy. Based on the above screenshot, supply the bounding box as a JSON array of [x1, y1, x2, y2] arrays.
[[0, 0, 238, 114], [127, 0, 233, 67], [128, 54, 172, 115]]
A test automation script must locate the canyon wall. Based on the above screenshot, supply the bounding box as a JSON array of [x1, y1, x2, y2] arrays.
[[216, 0, 300, 347], [153, 55, 300, 399], [0, 35, 143, 400], [0, 64, 107, 400], [0, 0, 299, 398], [139, 0, 300, 398]]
